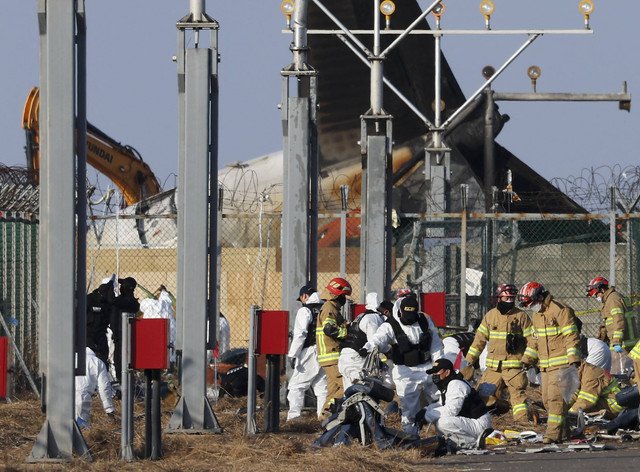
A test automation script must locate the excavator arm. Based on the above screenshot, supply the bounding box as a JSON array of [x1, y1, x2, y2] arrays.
[[22, 87, 162, 206]]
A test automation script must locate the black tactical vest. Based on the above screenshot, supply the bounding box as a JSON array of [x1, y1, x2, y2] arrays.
[[341, 310, 378, 353], [303, 303, 323, 348], [441, 374, 489, 419], [387, 313, 433, 367]]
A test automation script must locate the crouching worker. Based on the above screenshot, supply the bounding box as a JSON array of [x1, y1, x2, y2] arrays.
[[75, 346, 115, 428], [569, 359, 623, 421], [415, 358, 493, 451]]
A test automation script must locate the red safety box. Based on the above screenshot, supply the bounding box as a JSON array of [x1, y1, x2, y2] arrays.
[[0, 337, 7, 398], [131, 319, 169, 370], [350, 304, 366, 320], [256, 310, 289, 355], [420, 292, 446, 328]]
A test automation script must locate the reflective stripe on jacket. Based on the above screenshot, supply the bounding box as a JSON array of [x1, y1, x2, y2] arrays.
[[316, 289, 347, 366], [569, 361, 622, 415], [466, 306, 533, 370], [602, 287, 638, 350], [522, 294, 580, 370]]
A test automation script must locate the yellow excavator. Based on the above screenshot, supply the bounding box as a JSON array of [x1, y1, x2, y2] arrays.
[[22, 87, 162, 206]]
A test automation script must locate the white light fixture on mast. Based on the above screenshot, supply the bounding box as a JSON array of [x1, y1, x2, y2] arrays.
[[380, 1, 396, 29], [281, 0, 295, 29], [579, 0, 594, 29], [479, 1, 495, 30], [527, 65, 541, 93], [431, 2, 445, 19]]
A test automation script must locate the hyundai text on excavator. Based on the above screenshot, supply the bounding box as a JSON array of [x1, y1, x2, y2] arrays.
[[22, 87, 161, 206]]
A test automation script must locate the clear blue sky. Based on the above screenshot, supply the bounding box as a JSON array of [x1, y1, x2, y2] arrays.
[[0, 1, 637, 190]]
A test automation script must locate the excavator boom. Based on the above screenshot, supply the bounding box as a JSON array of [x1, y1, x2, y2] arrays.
[[22, 87, 162, 206]]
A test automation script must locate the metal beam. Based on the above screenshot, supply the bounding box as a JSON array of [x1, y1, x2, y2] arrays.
[[29, 0, 90, 462], [169, 45, 221, 433], [494, 92, 631, 102]]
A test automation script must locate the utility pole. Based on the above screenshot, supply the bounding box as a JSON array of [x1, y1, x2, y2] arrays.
[[169, 0, 222, 434], [280, 0, 319, 322], [29, 0, 91, 462]]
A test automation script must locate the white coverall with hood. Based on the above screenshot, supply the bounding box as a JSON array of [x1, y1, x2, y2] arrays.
[[338, 292, 386, 390], [421, 377, 492, 449], [286, 292, 328, 421], [365, 305, 444, 434], [75, 347, 114, 424], [140, 290, 176, 362]]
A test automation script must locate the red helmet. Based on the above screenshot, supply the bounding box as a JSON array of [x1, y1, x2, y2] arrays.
[[586, 277, 608, 297], [496, 283, 518, 298], [397, 288, 412, 298], [327, 277, 352, 297], [518, 282, 545, 307]]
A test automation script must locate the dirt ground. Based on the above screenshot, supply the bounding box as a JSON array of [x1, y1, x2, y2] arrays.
[[0, 384, 636, 472]]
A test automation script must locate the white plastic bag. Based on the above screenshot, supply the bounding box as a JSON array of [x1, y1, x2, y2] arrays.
[[557, 365, 580, 403]]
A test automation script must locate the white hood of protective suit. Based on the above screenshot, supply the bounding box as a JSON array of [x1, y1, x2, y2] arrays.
[[366, 292, 380, 311], [307, 292, 323, 305]]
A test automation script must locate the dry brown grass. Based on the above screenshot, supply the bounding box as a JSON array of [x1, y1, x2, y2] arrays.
[[0, 392, 447, 472], [0, 384, 623, 472]]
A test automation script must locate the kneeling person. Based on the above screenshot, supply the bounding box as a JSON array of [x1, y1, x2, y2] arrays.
[[416, 358, 492, 450]]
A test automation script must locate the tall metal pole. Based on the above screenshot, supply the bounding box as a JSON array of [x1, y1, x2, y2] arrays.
[[120, 313, 135, 461], [610, 186, 617, 286], [169, 0, 221, 433], [360, 0, 392, 301], [245, 305, 258, 435], [484, 88, 495, 211], [460, 185, 468, 327], [340, 185, 349, 278], [281, 0, 318, 323], [29, 0, 91, 462]]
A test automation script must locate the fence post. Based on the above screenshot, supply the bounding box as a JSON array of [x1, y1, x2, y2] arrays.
[[460, 185, 468, 327], [245, 305, 258, 435], [610, 186, 616, 286]]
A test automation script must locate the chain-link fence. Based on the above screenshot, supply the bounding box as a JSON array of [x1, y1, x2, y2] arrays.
[[3, 195, 640, 388], [0, 211, 39, 392], [394, 213, 640, 339]]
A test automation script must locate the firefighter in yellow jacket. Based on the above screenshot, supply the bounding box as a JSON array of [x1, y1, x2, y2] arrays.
[[466, 283, 534, 421], [587, 277, 638, 353], [569, 359, 623, 420], [316, 277, 351, 420], [519, 282, 581, 444]]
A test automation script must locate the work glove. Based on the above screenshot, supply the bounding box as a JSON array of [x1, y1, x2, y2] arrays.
[[414, 408, 428, 430], [614, 344, 624, 353], [358, 347, 369, 358], [288, 357, 297, 370]]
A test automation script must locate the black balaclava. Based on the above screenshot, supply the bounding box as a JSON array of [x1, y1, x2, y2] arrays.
[[496, 300, 514, 314], [399, 296, 419, 325]]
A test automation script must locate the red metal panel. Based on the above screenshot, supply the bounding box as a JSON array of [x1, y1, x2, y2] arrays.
[[132, 319, 168, 370], [351, 304, 366, 319], [420, 292, 446, 328], [0, 337, 7, 397], [256, 310, 289, 355]]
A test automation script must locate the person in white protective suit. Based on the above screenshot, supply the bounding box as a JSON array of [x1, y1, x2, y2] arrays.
[[140, 288, 176, 362], [75, 347, 115, 426], [364, 295, 444, 435], [286, 287, 328, 421], [218, 313, 231, 358], [338, 292, 386, 390], [415, 358, 493, 451], [575, 315, 612, 372]]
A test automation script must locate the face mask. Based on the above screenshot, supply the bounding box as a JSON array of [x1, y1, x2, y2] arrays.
[[400, 311, 419, 325], [497, 301, 515, 314], [431, 374, 444, 389], [530, 302, 542, 313], [336, 294, 347, 306]]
